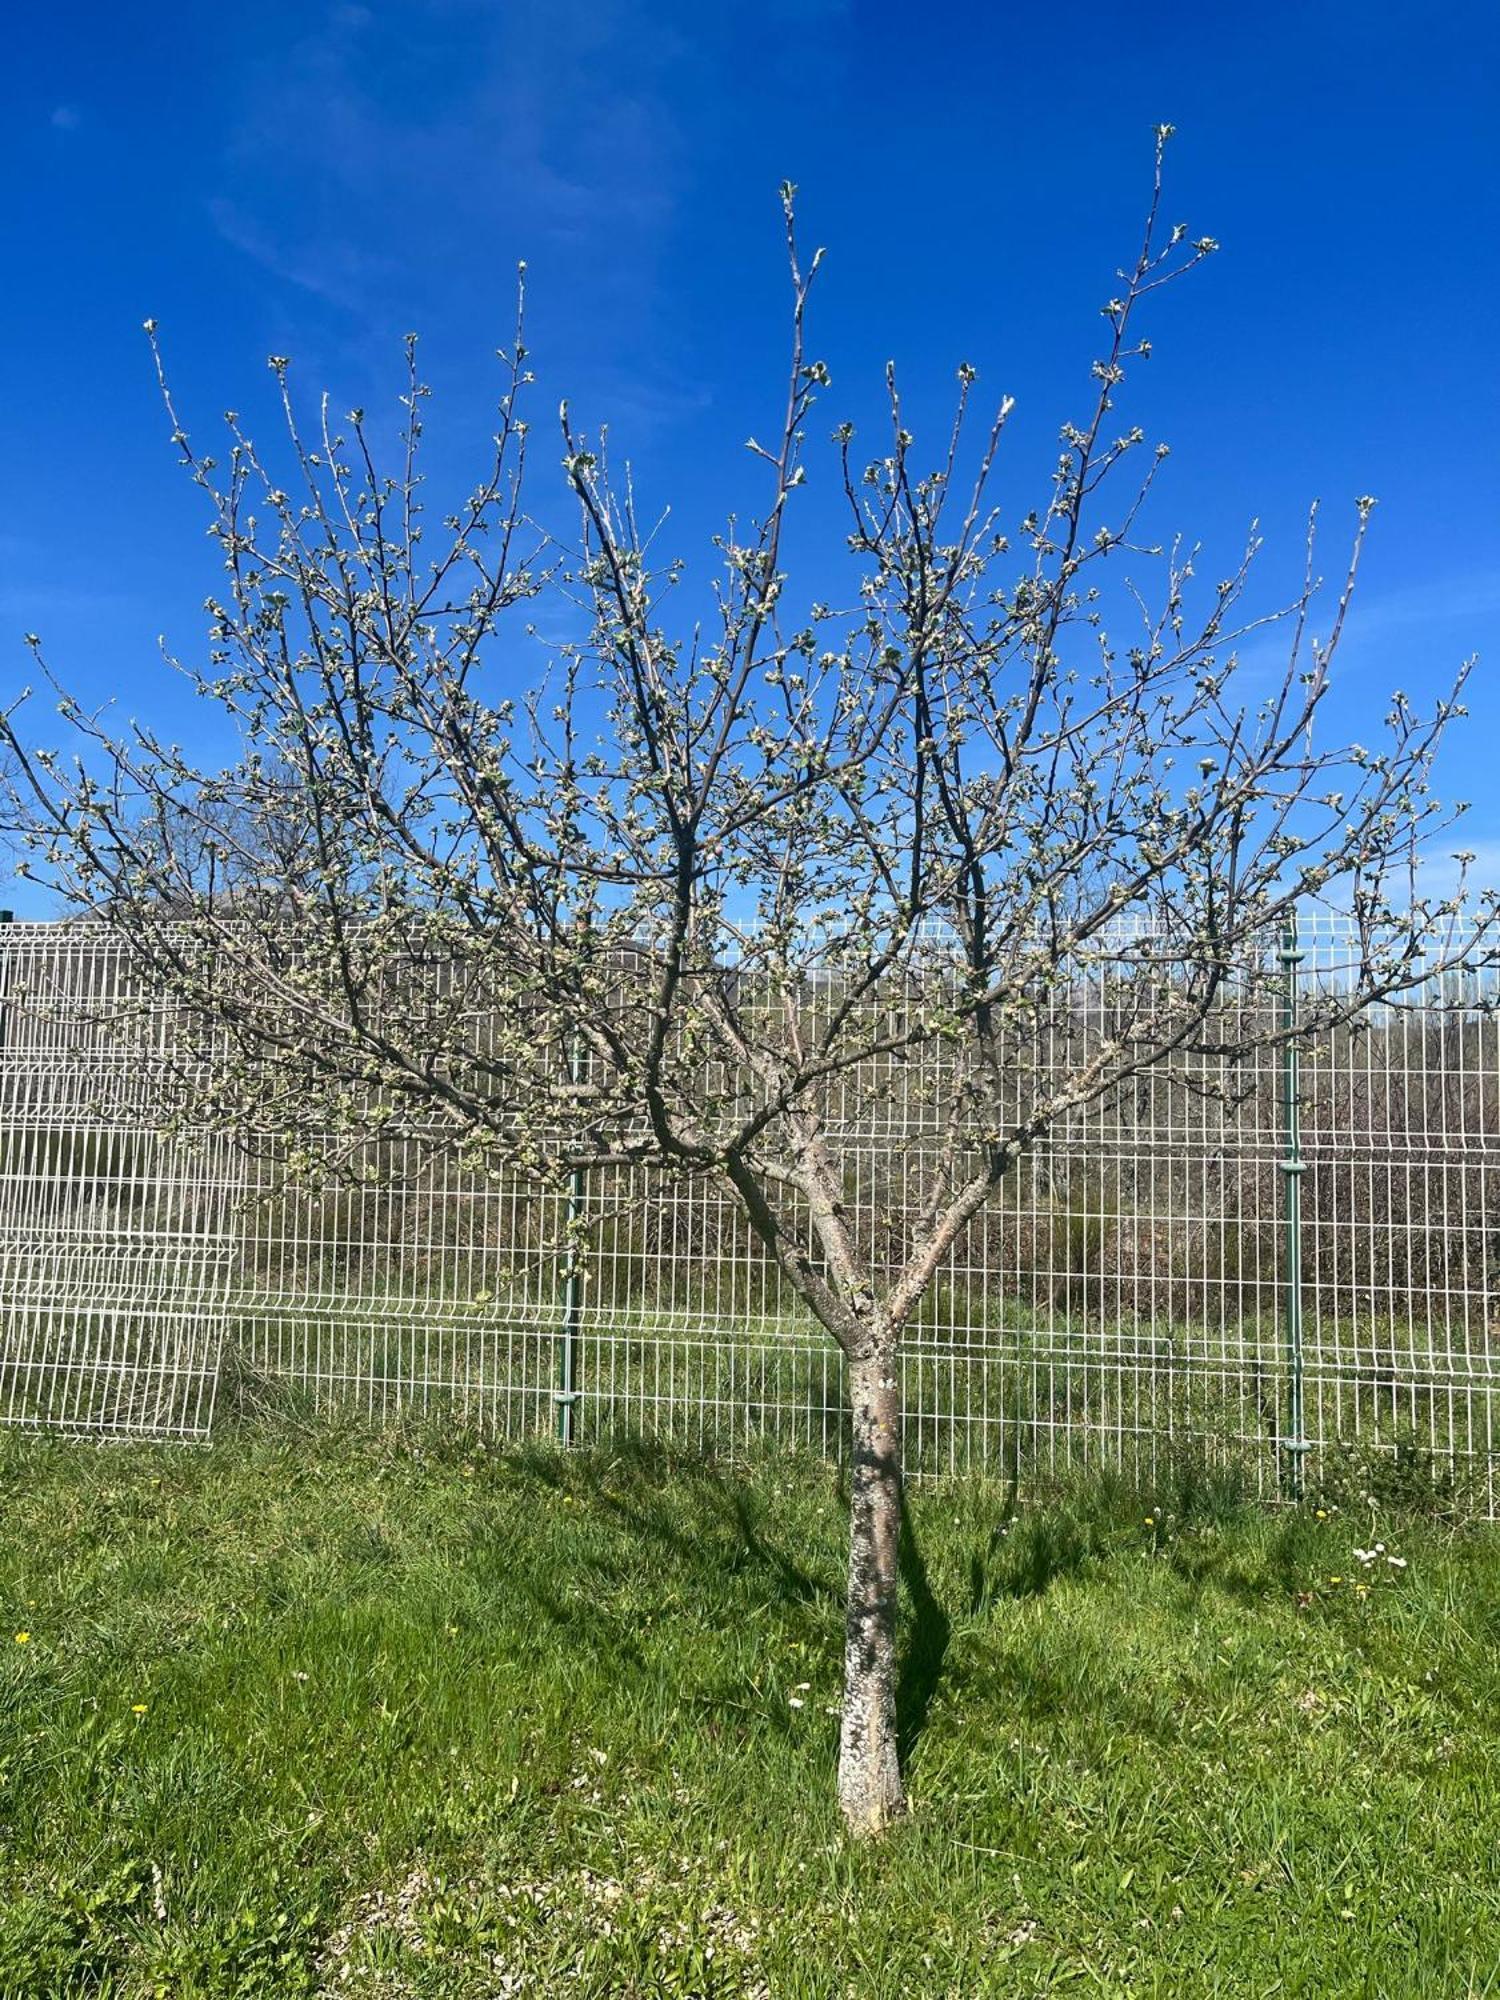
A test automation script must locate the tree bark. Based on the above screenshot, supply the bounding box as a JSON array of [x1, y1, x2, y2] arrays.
[[838, 1340, 905, 1835]]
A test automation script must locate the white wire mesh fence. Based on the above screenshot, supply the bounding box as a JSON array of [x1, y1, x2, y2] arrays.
[[1, 915, 1497, 1505], [0, 924, 236, 1438]]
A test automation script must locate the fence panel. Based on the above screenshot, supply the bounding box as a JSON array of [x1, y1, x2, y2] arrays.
[[1, 916, 1496, 1504], [0, 925, 235, 1438]]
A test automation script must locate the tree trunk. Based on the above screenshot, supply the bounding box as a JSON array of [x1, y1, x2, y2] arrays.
[[838, 1341, 905, 1835]]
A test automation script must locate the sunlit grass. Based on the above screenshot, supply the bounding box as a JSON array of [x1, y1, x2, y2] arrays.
[[3, 1415, 1500, 1995]]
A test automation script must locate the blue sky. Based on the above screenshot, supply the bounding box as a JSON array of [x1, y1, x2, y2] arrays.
[[4, 0, 1499, 914]]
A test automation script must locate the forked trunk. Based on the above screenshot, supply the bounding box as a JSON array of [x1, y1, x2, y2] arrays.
[[838, 1342, 905, 1835]]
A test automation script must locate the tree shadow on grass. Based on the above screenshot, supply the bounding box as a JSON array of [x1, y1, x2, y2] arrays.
[[896, 1490, 952, 1767], [497, 1444, 844, 1617], [724, 1487, 840, 1611], [495, 1441, 967, 1774], [965, 1460, 1023, 1611]]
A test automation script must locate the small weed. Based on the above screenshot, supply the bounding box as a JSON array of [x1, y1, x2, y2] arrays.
[[1313, 1421, 1478, 1522]]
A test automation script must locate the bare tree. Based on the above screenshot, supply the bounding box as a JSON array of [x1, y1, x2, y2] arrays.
[[4, 131, 1492, 1833]]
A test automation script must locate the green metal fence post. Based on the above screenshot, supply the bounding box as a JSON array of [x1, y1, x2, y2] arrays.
[[1278, 910, 1308, 1499], [555, 1030, 585, 1447]]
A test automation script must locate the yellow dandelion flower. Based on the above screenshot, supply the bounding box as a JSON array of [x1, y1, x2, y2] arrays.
[[14, 1631, 30, 1645], [131, 1703, 148, 1715], [1315, 1509, 1328, 1520]]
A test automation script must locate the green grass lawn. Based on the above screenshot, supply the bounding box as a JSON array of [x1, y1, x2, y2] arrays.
[[3, 1418, 1500, 1997]]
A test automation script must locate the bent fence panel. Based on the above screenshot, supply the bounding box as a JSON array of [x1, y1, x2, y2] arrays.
[[1, 918, 1498, 1506]]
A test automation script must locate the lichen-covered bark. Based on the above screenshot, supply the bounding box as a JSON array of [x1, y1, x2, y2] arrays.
[[837, 1343, 905, 1835]]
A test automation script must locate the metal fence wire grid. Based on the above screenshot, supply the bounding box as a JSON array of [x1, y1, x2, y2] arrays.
[[2, 913, 1498, 1511]]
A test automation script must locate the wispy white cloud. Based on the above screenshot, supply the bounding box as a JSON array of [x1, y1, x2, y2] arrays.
[[206, 195, 398, 314], [1219, 562, 1499, 697], [206, 0, 725, 430], [1338, 567, 1500, 644], [1411, 837, 1500, 901]]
